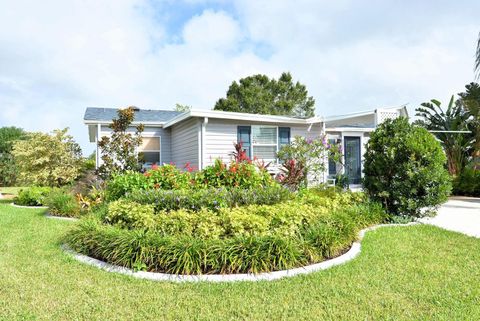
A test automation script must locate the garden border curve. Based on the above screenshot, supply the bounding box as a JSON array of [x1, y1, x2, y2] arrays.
[[11, 203, 48, 209], [62, 222, 419, 283]]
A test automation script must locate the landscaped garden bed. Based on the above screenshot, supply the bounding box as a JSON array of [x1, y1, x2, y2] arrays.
[[64, 162, 387, 275]]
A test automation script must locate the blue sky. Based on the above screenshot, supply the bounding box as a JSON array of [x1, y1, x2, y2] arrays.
[[0, 0, 479, 154]]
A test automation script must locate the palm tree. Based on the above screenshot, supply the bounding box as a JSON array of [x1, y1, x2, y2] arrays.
[[476, 32, 480, 79], [415, 96, 474, 175]]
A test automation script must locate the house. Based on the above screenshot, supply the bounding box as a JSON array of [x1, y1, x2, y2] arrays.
[[84, 106, 408, 185]]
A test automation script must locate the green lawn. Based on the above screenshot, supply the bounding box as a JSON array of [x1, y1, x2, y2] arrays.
[[0, 186, 24, 196], [1, 203, 479, 320]]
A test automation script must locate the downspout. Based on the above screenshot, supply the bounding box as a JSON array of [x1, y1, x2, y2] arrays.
[[199, 117, 208, 170], [96, 123, 101, 169]]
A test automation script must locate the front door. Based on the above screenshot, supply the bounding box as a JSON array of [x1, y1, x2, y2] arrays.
[[344, 137, 361, 184]]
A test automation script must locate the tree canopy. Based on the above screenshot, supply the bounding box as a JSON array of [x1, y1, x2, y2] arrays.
[[0, 126, 26, 186], [214, 72, 315, 118], [12, 128, 82, 187]]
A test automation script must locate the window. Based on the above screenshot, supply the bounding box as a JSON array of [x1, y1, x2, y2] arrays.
[[252, 126, 277, 161], [237, 126, 251, 158], [278, 127, 290, 149], [237, 126, 291, 162], [138, 136, 160, 168]]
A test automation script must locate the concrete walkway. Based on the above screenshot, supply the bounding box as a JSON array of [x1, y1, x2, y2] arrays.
[[420, 197, 480, 238]]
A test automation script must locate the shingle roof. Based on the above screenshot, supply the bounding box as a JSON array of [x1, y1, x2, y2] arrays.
[[84, 107, 183, 123]]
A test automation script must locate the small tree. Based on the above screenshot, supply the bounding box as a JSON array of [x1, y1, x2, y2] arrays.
[[97, 106, 144, 179], [12, 128, 82, 187], [277, 135, 341, 189], [0, 126, 26, 186], [363, 117, 451, 218]]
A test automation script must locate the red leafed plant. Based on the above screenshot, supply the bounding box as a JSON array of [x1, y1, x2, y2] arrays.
[[231, 141, 251, 163], [276, 159, 305, 190]]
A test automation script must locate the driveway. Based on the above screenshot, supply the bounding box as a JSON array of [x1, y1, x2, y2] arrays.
[[420, 197, 480, 238]]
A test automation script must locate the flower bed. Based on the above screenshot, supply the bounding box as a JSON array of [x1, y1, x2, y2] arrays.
[[64, 189, 387, 274]]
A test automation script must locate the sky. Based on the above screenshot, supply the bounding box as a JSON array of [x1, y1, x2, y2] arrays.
[[0, 0, 479, 154]]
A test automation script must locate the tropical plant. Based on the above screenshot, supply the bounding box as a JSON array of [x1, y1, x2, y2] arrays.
[[214, 72, 315, 118], [458, 82, 480, 169], [363, 117, 451, 218], [475, 32, 480, 79], [97, 106, 144, 179], [12, 128, 82, 187], [415, 96, 474, 175]]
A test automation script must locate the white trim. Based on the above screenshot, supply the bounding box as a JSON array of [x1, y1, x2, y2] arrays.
[[323, 105, 407, 123], [200, 117, 208, 170], [84, 120, 167, 126], [326, 127, 375, 132], [164, 110, 321, 128]]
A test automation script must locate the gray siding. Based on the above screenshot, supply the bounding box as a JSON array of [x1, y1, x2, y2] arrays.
[[203, 119, 323, 167], [98, 125, 172, 164], [171, 118, 199, 168]]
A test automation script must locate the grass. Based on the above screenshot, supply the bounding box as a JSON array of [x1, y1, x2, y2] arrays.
[[1, 203, 479, 320], [0, 186, 24, 196]]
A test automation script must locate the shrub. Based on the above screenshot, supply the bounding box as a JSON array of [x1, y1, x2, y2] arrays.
[[124, 185, 293, 212], [14, 187, 52, 206], [105, 171, 148, 201], [44, 189, 81, 217], [452, 167, 480, 196], [363, 117, 451, 218], [105, 199, 155, 230], [194, 159, 273, 189], [145, 164, 191, 190]]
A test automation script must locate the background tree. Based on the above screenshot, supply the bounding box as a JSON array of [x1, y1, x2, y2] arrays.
[[415, 96, 474, 175], [174, 103, 191, 112], [363, 117, 451, 218], [97, 106, 144, 179], [458, 82, 480, 169], [214, 72, 315, 118], [12, 128, 82, 187], [0, 126, 26, 186]]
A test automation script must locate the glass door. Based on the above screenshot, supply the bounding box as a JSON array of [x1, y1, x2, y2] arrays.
[[344, 137, 361, 184]]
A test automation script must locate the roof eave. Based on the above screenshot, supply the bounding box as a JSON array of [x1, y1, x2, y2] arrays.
[[163, 110, 323, 128]]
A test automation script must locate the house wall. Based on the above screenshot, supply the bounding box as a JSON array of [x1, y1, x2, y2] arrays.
[[170, 117, 199, 168], [98, 125, 173, 164], [203, 118, 323, 167]]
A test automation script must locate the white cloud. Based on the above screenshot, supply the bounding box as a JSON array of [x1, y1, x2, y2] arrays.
[[0, 0, 478, 154]]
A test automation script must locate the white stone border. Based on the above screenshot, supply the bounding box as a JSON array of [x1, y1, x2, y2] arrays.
[[63, 222, 420, 283], [11, 203, 48, 209], [45, 213, 79, 222]]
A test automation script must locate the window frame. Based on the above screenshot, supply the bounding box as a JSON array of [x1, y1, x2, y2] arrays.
[[136, 135, 162, 168], [237, 125, 291, 163]]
